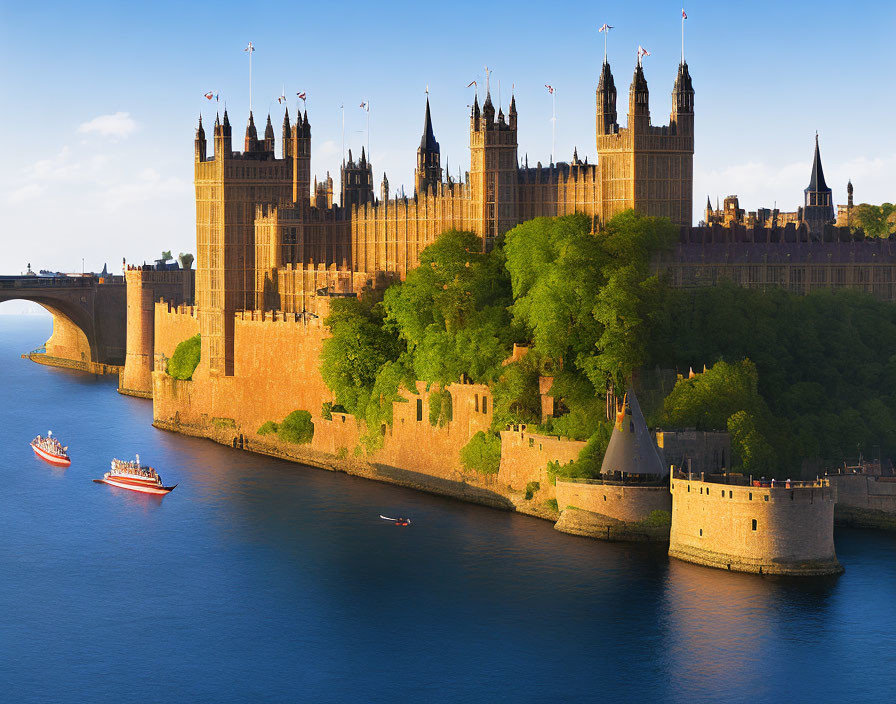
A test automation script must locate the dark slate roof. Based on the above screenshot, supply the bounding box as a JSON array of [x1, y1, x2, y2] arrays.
[[420, 97, 439, 153], [806, 134, 830, 193], [600, 389, 666, 479]]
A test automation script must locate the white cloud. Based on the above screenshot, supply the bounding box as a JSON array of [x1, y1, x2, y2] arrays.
[[99, 168, 190, 211], [77, 112, 138, 139], [696, 152, 896, 214], [6, 183, 45, 204]]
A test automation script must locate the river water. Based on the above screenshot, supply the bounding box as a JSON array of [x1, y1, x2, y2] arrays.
[[2, 315, 895, 703]]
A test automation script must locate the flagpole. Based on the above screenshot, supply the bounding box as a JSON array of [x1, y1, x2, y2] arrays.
[[604, 28, 608, 63], [551, 90, 556, 166], [366, 103, 370, 161], [249, 46, 253, 113], [681, 13, 685, 62], [341, 104, 345, 164]]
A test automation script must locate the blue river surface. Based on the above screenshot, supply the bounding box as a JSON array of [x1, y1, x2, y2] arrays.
[[2, 315, 896, 704]]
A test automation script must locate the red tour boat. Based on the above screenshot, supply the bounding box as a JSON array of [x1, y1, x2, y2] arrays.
[[94, 455, 177, 495], [31, 431, 71, 467]]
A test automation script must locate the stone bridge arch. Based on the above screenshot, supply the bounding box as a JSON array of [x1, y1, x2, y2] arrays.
[[0, 276, 126, 372]]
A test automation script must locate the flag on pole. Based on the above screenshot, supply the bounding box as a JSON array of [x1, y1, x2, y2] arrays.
[[244, 42, 254, 53], [638, 45, 651, 58], [681, 9, 687, 19], [277, 92, 287, 104], [599, 23, 613, 33], [297, 91, 306, 101], [466, 80, 477, 88], [359, 101, 368, 111], [204, 92, 219, 101], [545, 84, 554, 94]]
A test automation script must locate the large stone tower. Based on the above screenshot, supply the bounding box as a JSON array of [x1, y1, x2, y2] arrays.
[[194, 110, 294, 376], [469, 90, 519, 248], [415, 97, 442, 195], [595, 59, 694, 226]]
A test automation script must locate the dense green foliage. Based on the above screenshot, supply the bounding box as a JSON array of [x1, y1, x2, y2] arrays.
[[460, 431, 502, 475], [659, 360, 776, 474], [428, 388, 453, 427], [279, 410, 315, 444], [257, 421, 278, 436], [524, 481, 540, 500], [851, 202, 896, 238], [257, 410, 314, 445], [383, 230, 517, 385], [318, 211, 896, 472], [166, 334, 201, 380]]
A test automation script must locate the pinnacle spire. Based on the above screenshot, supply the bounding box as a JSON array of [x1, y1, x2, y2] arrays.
[[420, 96, 439, 153], [807, 133, 829, 192]]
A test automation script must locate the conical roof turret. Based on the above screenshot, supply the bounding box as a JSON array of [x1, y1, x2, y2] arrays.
[[599, 389, 666, 480], [264, 114, 274, 139]]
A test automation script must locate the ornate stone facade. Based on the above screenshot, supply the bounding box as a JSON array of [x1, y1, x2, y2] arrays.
[[193, 58, 695, 377]]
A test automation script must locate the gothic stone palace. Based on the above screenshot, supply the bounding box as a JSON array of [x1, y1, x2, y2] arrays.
[[193, 56, 893, 377]]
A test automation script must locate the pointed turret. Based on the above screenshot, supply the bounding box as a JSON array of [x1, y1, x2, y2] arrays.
[[263, 114, 275, 152], [244, 111, 258, 152], [482, 90, 495, 125], [596, 61, 618, 139], [302, 109, 310, 137], [599, 389, 666, 481], [803, 134, 834, 233], [509, 93, 517, 129], [381, 172, 390, 202], [215, 110, 232, 157], [628, 62, 650, 132], [195, 115, 207, 162], [671, 61, 695, 135], [281, 107, 291, 159]]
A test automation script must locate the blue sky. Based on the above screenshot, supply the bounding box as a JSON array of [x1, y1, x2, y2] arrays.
[[1, 0, 894, 289]]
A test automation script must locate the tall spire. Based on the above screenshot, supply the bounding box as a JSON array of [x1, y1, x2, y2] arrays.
[[420, 96, 439, 153], [807, 133, 829, 192]]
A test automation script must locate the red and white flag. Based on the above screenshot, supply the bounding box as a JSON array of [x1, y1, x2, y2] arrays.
[[204, 91, 218, 101], [466, 80, 477, 88], [244, 41, 254, 53], [359, 101, 368, 111], [277, 92, 287, 104], [638, 45, 651, 58], [682, 9, 687, 19], [545, 84, 554, 94], [598, 23, 613, 33], [297, 91, 306, 101]]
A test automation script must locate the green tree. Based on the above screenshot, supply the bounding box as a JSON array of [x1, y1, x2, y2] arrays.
[[851, 203, 896, 238], [460, 431, 502, 475], [320, 295, 403, 416]]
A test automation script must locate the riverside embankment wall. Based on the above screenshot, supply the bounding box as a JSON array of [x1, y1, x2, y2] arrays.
[[827, 474, 896, 529], [668, 476, 842, 575], [151, 306, 561, 515]]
